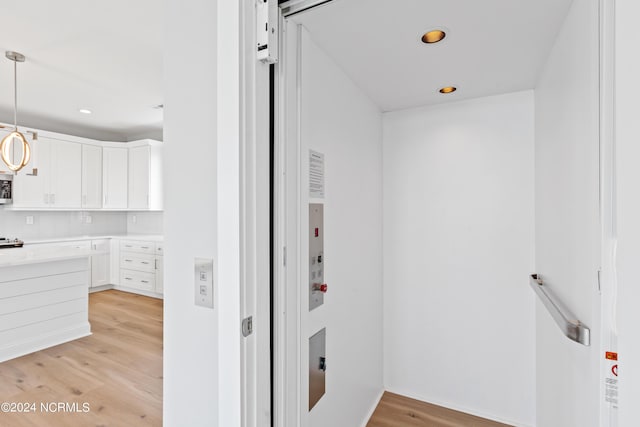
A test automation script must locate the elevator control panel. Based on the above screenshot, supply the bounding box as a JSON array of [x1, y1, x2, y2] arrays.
[[309, 204, 325, 311], [309, 328, 326, 410]]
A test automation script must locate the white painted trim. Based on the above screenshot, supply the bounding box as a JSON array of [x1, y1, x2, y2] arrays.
[[597, 0, 618, 426], [273, 10, 289, 427], [0, 323, 91, 363], [239, 0, 273, 424], [89, 284, 114, 293], [111, 286, 163, 300], [384, 387, 534, 427], [273, 17, 304, 427], [0, 121, 160, 146], [3, 208, 163, 212], [217, 0, 242, 425], [359, 389, 385, 427]]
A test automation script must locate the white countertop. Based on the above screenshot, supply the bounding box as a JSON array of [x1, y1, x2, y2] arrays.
[[23, 234, 164, 245], [0, 246, 99, 267]]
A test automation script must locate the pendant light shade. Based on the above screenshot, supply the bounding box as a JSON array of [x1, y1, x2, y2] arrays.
[[1, 51, 31, 173]]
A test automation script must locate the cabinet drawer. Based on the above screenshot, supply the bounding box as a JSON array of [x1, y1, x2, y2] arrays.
[[120, 270, 155, 291], [155, 243, 163, 256], [32, 240, 92, 250], [120, 240, 155, 255], [62, 241, 92, 250], [120, 253, 155, 273]]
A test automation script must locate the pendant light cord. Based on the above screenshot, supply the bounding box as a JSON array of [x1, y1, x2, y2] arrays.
[[13, 58, 18, 130]]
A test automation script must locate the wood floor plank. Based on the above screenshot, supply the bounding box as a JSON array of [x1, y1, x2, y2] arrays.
[[367, 392, 512, 427], [0, 290, 163, 427]]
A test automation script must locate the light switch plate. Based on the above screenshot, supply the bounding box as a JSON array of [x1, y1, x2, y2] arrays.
[[195, 258, 214, 308]]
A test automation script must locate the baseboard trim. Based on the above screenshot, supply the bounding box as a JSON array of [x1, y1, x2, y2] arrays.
[[89, 284, 114, 293], [383, 387, 533, 427], [111, 286, 164, 300], [0, 323, 92, 363], [360, 389, 385, 427]]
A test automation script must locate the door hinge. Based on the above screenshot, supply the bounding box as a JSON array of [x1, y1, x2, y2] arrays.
[[242, 316, 253, 337]]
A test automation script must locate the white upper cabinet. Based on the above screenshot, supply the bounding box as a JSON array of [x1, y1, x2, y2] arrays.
[[50, 140, 82, 208], [4, 122, 162, 211], [81, 145, 103, 209], [102, 147, 128, 209], [13, 137, 81, 208], [12, 136, 50, 208], [128, 146, 150, 209], [128, 141, 163, 210]]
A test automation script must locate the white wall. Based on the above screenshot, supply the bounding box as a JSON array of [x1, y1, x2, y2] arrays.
[[382, 91, 536, 426], [297, 27, 385, 427], [0, 210, 127, 240], [615, 1, 640, 425], [533, 0, 601, 426], [163, 0, 240, 426]]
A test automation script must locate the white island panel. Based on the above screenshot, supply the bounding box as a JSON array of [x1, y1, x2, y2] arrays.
[[0, 256, 91, 363]]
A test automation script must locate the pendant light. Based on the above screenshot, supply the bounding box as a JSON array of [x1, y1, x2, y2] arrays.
[[0, 51, 31, 173]]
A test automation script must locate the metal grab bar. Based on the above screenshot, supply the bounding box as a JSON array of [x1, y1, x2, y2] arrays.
[[529, 274, 591, 346]]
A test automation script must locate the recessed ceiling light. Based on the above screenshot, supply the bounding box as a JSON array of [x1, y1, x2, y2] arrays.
[[439, 86, 457, 94], [422, 30, 446, 44], [79, 109, 92, 114]]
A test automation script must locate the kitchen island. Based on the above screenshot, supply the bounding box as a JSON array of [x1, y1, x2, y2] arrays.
[[0, 247, 94, 363]]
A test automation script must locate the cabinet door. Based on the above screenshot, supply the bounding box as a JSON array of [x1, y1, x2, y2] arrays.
[[82, 145, 103, 209], [91, 239, 111, 287], [50, 140, 82, 208], [12, 136, 51, 207], [155, 256, 164, 294], [103, 147, 128, 209], [128, 146, 150, 209]]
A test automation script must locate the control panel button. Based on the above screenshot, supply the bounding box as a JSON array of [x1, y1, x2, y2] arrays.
[[313, 283, 328, 293]]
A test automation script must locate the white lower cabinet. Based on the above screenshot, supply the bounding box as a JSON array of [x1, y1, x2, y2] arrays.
[[90, 239, 111, 287], [27, 237, 163, 298], [119, 239, 163, 297], [155, 243, 164, 294], [120, 269, 155, 292]]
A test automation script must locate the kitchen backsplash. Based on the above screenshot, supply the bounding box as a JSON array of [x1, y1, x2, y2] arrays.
[[127, 212, 163, 235], [0, 210, 127, 240], [0, 210, 163, 240]]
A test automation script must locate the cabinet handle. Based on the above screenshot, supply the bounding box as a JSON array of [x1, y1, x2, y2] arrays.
[[141, 261, 150, 265], [141, 280, 149, 284], [125, 277, 132, 281], [125, 259, 133, 262], [155, 259, 158, 270], [141, 246, 150, 249]]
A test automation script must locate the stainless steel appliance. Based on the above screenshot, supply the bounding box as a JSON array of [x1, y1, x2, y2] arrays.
[[0, 238, 24, 249], [0, 173, 13, 204]]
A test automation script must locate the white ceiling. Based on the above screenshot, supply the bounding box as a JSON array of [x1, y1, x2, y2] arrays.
[[293, 0, 574, 112], [0, 1, 163, 141]]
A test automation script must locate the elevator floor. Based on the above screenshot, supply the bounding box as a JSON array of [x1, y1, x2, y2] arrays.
[[367, 392, 512, 427]]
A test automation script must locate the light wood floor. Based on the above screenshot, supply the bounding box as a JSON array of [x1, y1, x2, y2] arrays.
[[0, 290, 163, 427], [367, 392, 512, 427]]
